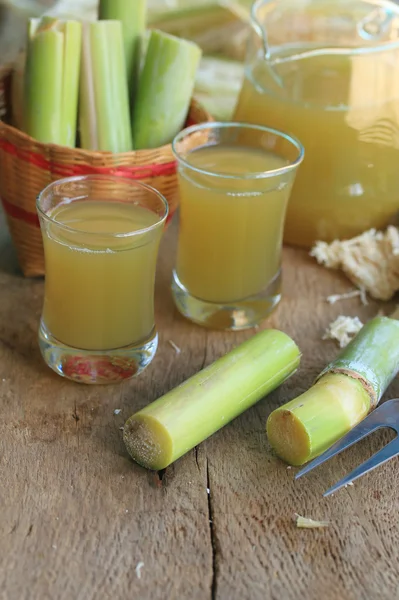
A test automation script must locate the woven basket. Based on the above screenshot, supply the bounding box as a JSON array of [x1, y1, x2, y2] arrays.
[[0, 65, 212, 277]]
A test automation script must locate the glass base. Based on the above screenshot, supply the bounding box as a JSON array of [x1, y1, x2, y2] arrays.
[[171, 270, 281, 331], [38, 321, 158, 384]]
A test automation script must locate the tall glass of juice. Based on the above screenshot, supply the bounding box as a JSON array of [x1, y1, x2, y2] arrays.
[[37, 175, 168, 384], [171, 122, 304, 330]]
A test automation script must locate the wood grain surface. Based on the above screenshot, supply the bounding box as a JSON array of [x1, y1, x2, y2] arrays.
[[0, 207, 398, 600]]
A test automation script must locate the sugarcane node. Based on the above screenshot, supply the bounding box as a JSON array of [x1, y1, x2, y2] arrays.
[[317, 368, 378, 410], [267, 316, 399, 466]]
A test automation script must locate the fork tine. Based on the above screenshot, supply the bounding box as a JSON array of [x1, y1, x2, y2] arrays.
[[295, 414, 385, 480], [323, 437, 399, 497], [295, 399, 399, 480]]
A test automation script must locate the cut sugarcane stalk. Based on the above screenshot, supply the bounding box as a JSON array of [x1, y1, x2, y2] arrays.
[[124, 329, 301, 470], [267, 314, 399, 466], [35, 15, 58, 31], [24, 17, 81, 146], [98, 0, 146, 95], [79, 21, 133, 152], [61, 20, 82, 146], [132, 29, 202, 149]]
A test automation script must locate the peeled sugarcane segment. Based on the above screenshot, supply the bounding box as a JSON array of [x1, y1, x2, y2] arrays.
[[25, 18, 61, 143], [98, 0, 147, 94], [267, 316, 399, 466], [132, 29, 202, 149], [124, 329, 301, 470], [61, 21, 83, 147], [24, 18, 82, 146], [79, 21, 133, 153]]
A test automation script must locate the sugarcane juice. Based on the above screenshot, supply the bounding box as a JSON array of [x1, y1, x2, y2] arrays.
[[234, 45, 399, 247], [176, 145, 292, 303], [42, 201, 162, 351]]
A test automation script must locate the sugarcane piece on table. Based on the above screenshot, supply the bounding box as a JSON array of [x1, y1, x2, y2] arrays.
[[24, 17, 82, 146], [123, 329, 301, 471], [79, 21, 133, 153], [98, 0, 146, 96], [132, 29, 202, 150], [267, 313, 399, 466]]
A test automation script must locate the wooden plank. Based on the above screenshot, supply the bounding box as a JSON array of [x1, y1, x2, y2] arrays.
[[0, 212, 213, 600], [1, 208, 398, 600], [203, 250, 399, 600]]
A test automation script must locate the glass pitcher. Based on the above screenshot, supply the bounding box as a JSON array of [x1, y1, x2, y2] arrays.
[[234, 0, 399, 247]]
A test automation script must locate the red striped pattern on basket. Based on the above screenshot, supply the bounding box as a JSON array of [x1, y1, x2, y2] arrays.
[[0, 138, 177, 178], [1, 196, 40, 227], [0, 138, 180, 227]]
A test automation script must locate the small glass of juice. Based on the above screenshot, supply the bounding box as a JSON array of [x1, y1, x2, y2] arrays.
[[171, 122, 304, 330], [37, 175, 168, 384]]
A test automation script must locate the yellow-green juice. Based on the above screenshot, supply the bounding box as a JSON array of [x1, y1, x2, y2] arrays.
[[175, 144, 292, 305], [234, 45, 399, 247], [42, 200, 162, 351]]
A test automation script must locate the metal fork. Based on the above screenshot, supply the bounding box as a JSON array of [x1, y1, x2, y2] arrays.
[[295, 399, 399, 497]]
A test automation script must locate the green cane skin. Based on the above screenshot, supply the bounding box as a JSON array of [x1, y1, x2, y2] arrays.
[[124, 329, 301, 470], [60, 21, 82, 147], [319, 316, 399, 405], [132, 29, 202, 149], [80, 21, 133, 152], [98, 0, 146, 93], [25, 19, 81, 147], [267, 316, 399, 466], [25, 25, 64, 143]]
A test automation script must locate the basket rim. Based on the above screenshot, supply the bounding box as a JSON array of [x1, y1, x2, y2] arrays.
[[0, 82, 213, 160]]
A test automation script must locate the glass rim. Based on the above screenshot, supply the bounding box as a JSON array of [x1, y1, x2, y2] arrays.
[[172, 121, 305, 180], [252, 0, 399, 58], [36, 174, 169, 238]]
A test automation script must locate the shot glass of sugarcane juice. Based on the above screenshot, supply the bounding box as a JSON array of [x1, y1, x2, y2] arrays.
[[171, 122, 304, 330], [37, 175, 168, 384], [234, 0, 399, 247]]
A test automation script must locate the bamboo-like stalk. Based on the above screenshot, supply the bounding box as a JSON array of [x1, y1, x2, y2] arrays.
[[98, 0, 146, 96], [24, 17, 82, 146], [267, 315, 399, 466], [132, 29, 202, 149], [24, 19, 63, 143], [123, 329, 301, 470], [79, 21, 133, 152], [61, 20, 82, 146]]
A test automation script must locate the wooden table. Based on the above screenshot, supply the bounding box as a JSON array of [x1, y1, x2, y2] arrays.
[[1, 207, 398, 600]]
